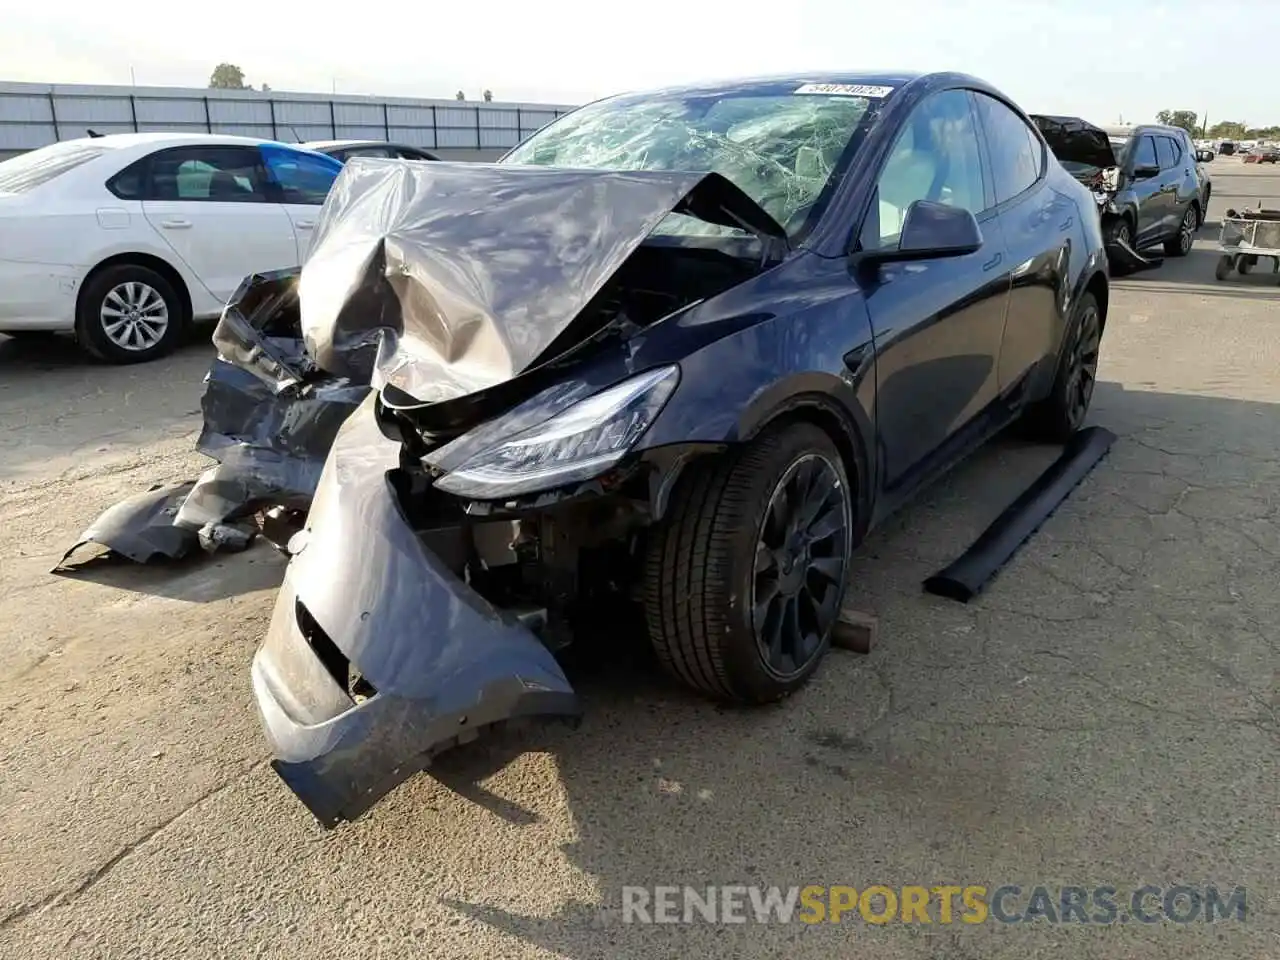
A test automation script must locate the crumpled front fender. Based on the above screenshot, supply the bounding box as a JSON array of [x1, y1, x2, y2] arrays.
[[252, 398, 580, 827]]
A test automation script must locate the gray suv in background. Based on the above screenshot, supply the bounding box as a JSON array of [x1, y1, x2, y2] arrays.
[[1033, 117, 1210, 261]]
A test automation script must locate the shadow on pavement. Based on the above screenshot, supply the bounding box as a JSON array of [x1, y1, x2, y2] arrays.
[[51, 539, 288, 603], [382, 380, 1278, 958], [1114, 246, 1280, 299]]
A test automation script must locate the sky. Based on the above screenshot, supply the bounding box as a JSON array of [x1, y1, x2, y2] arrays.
[[2, 0, 1278, 126]]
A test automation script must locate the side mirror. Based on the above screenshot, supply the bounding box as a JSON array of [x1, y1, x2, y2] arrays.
[[863, 200, 984, 265], [1133, 164, 1159, 179]]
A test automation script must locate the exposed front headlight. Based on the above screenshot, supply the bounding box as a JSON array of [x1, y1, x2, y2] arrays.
[[433, 365, 680, 499]]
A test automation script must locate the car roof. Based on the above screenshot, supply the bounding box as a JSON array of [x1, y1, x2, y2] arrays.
[[305, 139, 430, 150], [56, 132, 287, 150], [593, 71, 927, 105]]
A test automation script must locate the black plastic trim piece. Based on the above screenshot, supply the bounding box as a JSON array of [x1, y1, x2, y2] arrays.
[[924, 426, 1116, 603]]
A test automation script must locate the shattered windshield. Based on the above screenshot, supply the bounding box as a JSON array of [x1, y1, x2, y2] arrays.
[[502, 90, 881, 239]]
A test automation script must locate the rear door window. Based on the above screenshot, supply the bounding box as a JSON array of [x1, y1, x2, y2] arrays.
[[1155, 137, 1175, 170], [971, 93, 1044, 205], [147, 146, 270, 202]]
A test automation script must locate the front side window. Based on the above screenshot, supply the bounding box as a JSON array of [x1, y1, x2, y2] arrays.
[[972, 93, 1042, 204], [343, 147, 393, 160], [0, 141, 105, 194], [865, 89, 985, 248], [261, 146, 343, 204], [149, 147, 268, 202], [502, 86, 886, 239]]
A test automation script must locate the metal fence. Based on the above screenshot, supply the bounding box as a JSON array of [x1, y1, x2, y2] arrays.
[[0, 81, 579, 160]]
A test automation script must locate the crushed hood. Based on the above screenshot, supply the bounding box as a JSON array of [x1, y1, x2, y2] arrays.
[[1030, 114, 1118, 172], [298, 158, 786, 409]]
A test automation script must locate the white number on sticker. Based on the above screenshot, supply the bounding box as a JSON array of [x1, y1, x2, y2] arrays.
[[794, 83, 895, 98]]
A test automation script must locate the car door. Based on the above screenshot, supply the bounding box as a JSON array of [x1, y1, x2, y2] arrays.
[[1161, 134, 1197, 230], [140, 145, 299, 306], [1126, 135, 1167, 245], [858, 88, 1011, 491], [970, 92, 1076, 400], [259, 145, 344, 262]]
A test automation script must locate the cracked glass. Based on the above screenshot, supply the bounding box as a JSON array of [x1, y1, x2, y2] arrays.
[[503, 90, 880, 240]]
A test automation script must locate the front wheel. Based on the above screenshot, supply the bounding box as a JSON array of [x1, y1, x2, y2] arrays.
[[1020, 292, 1102, 444], [1215, 255, 1235, 281], [75, 264, 185, 364], [1164, 205, 1198, 257], [644, 423, 854, 704]]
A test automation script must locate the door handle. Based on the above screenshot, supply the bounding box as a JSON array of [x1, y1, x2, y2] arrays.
[[1059, 216, 1074, 231], [159, 218, 192, 229], [982, 252, 1003, 272], [295, 219, 316, 228]]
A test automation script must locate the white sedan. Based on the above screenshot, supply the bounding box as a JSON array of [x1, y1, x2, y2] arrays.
[[0, 133, 344, 363]]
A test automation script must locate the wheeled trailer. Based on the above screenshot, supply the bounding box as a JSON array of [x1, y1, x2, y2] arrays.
[[1215, 207, 1280, 281]]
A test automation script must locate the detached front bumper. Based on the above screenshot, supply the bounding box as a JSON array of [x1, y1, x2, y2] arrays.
[[251, 399, 580, 828]]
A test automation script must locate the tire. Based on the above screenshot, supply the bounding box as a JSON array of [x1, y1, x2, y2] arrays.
[[1239, 255, 1256, 276], [1215, 255, 1235, 281], [75, 263, 184, 364], [644, 422, 855, 704], [1020, 291, 1102, 444], [1164, 205, 1198, 257], [1103, 215, 1134, 251]]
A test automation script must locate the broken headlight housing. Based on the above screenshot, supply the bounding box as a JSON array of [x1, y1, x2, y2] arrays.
[[434, 365, 680, 499]]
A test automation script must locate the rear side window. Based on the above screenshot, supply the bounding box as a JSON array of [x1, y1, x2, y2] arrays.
[[971, 93, 1043, 205], [0, 142, 105, 194], [261, 146, 343, 204], [343, 147, 393, 159], [1158, 135, 1182, 168]]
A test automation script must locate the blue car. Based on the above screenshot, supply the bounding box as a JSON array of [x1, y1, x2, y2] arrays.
[[250, 71, 1109, 827]]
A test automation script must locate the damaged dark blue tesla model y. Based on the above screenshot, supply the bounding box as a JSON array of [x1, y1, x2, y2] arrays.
[[253, 71, 1109, 826]]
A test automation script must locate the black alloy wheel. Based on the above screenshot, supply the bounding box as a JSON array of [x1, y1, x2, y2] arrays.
[[751, 453, 851, 681], [644, 422, 855, 704], [1062, 298, 1102, 432], [1019, 291, 1103, 444]]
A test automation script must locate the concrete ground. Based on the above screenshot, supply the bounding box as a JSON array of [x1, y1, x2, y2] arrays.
[[0, 159, 1276, 959]]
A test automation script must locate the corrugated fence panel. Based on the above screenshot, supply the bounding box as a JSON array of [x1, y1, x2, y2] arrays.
[[480, 128, 519, 148], [478, 108, 519, 128], [208, 99, 272, 124], [334, 102, 382, 125], [0, 122, 56, 150], [0, 93, 53, 122], [436, 127, 480, 148], [388, 126, 435, 148], [0, 82, 579, 157], [387, 105, 434, 127], [55, 95, 133, 123], [274, 100, 332, 125], [135, 97, 207, 124]]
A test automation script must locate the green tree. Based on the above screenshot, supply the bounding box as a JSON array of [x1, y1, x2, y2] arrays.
[[1209, 120, 1248, 139], [483, 89, 493, 102], [209, 63, 250, 89], [1155, 109, 1198, 134], [455, 90, 466, 101]]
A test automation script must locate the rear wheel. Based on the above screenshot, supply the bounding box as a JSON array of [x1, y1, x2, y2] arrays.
[[1164, 205, 1198, 257], [75, 263, 185, 364], [644, 423, 854, 704], [1020, 292, 1102, 444]]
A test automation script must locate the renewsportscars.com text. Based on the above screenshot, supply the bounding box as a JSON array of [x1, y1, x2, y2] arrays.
[[621, 884, 1247, 925]]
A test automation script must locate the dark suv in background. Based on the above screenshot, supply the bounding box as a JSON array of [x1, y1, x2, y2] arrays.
[[1033, 118, 1210, 260]]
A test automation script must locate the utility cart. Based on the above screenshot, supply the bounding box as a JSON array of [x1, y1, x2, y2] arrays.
[[1215, 207, 1280, 281]]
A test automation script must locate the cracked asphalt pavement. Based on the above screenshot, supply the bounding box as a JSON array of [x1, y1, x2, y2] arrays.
[[0, 159, 1276, 958]]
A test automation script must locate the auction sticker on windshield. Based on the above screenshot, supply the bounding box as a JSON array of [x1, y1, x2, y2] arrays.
[[794, 83, 895, 98]]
